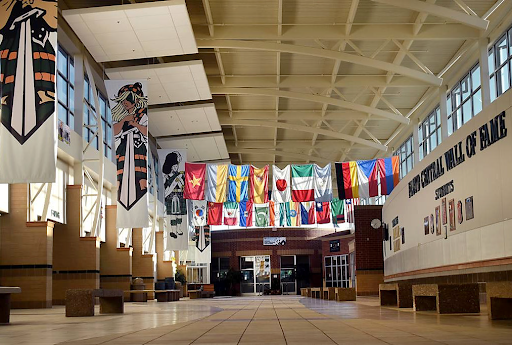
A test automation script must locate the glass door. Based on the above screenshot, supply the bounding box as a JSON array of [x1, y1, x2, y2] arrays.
[[280, 255, 296, 294], [240, 256, 271, 295]]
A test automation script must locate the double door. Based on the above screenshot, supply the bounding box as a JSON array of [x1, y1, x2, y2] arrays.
[[241, 256, 271, 295]]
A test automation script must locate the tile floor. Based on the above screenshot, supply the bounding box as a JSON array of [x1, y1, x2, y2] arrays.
[[1, 296, 511, 345]]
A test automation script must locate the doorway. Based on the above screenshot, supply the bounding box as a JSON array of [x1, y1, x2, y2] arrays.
[[280, 255, 296, 294], [240, 256, 271, 295]]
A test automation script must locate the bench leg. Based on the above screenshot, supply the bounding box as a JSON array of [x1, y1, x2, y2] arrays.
[[66, 292, 94, 317], [414, 296, 437, 311], [99, 297, 124, 314], [0, 294, 11, 323], [380, 290, 398, 306], [489, 297, 512, 320]]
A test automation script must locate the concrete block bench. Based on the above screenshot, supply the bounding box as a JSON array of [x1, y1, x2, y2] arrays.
[[155, 290, 180, 302], [0, 287, 21, 324], [66, 289, 124, 317], [412, 283, 480, 314], [379, 283, 413, 308], [323, 287, 336, 300], [335, 287, 356, 301], [310, 287, 323, 299], [486, 281, 512, 320]]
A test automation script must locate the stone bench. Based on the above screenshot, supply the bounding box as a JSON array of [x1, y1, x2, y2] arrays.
[[379, 283, 413, 308], [486, 281, 512, 320], [154, 290, 180, 302], [335, 287, 356, 301], [310, 287, 323, 299], [412, 283, 480, 314], [323, 287, 336, 300], [0, 287, 21, 324], [66, 289, 123, 317]]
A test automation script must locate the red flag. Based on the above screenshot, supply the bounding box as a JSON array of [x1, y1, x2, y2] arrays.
[[315, 202, 330, 224], [184, 163, 205, 200], [207, 202, 223, 225]]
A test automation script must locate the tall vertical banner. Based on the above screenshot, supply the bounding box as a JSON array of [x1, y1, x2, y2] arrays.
[[0, 0, 58, 183], [106, 80, 149, 228]]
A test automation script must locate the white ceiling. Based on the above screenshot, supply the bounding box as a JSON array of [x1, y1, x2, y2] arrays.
[[148, 103, 221, 138], [106, 61, 211, 105], [62, 0, 197, 62], [158, 133, 229, 162]]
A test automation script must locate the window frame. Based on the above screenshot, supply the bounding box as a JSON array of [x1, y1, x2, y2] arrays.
[[56, 46, 75, 130], [418, 106, 442, 160], [393, 135, 414, 179]]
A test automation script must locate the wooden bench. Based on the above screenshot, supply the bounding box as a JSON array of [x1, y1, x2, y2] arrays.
[[335, 288, 356, 301], [310, 287, 323, 299], [323, 287, 336, 300], [300, 288, 309, 297], [189, 290, 201, 299], [201, 284, 216, 298], [66, 289, 123, 317], [412, 283, 480, 314], [486, 281, 512, 320], [379, 283, 413, 308], [0, 287, 21, 324], [155, 290, 180, 302]]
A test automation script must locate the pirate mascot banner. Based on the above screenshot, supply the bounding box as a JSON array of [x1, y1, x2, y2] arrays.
[[106, 80, 149, 228], [0, 0, 58, 183], [192, 225, 211, 264], [158, 148, 188, 251]]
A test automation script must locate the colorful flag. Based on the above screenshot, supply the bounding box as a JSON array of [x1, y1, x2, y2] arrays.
[[0, 0, 58, 184], [205, 164, 228, 203], [279, 202, 291, 227], [240, 200, 253, 227], [331, 198, 345, 225], [316, 202, 331, 224], [291, 164, 315, 202], [335, 161, 359, 199], [191, 200, 207, 226], [272, 165, 291, 202], [356, 160, 379, 199], [314, 163, 332, 202], [345, 199, 359, 223], [223, 202, 239, 226], [269, 201, 276, 226], [250, 165, 269, 204], [184, 163, 206, 200], [378, 157, 400, 195], [289, 201, 301, 226], [300, 201, 316, 225], [228, 165, 249, 202], [207, 202, 223, 225], [255, 205, 269, 227]]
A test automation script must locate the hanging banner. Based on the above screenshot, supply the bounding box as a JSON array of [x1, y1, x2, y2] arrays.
[[193, 226, 211, 264], [0, 0, 58, 183], [106, 80, 149, 228], [158, 149, 187, 216], [164, 214, 188, 251]]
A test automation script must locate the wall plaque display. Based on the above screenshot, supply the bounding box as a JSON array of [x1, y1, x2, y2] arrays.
[[424, 217, 429, 235], [449, 199, 456, 231], [263, 237, 286, 246], [393, 238, 400, 252], [435, 206, 441, 236], [393, 225, 400, 240], [329, 239, 340, 252], [457, 200, 463, 224], [430, 214, 434, 234], [465, 196, 474, 220], [442, 197, 447, 225]]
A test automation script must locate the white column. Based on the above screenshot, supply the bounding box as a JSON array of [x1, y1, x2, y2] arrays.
[[412, 118, 420, 165], [439, 85, 449, 140], [479, 37, 491, 107]]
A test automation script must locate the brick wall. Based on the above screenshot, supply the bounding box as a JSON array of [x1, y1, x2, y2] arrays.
[[132, 227, 155, 298], [354, 205, 384, 295], [320, 233, 354, 257]]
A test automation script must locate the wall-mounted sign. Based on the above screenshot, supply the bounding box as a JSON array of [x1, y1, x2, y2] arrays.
[[329, 239, 340, 252], [263, 237, 286, 246]]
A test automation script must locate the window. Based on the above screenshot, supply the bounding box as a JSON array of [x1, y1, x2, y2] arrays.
[[211, 257, 230, 282], [324, 255, 350, 288], [83, 77, 112, 158], [148, 152, 159, 195], [489, 28, 512, 101], [393, 135, 414, 179], [447, 63, 482, 135], [418, 106, 442, 160], [56, 47, 75, 129]]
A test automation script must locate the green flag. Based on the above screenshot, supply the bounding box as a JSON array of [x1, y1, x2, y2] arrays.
[[255, 206, 269, 227], [279, 202, 291, 227], [331, 198, 344, 225]]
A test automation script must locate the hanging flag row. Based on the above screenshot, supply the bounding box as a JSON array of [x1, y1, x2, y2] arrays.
[[184, 158, 400, 203], [187, 198, 348, 228]]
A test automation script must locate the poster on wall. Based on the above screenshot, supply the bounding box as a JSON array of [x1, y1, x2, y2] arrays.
[[457, 200, 464, 224], [393, 225, 400, 240], [330, 239, 340, 252], [106, 80, 149, 228], [441, 197, 447, 225], [0, 0, 58, 184], [430, 214, 434, 234], [449, 199, 456, 231], [393, 238, 400, 252], [424, 217, 429, 235], [465, 196, 474, 220], [435, 206, 441, 236]]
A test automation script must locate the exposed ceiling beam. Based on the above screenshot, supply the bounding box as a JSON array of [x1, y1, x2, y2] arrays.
[[211, 87, 410, 124], [372, 0, 489, 30], [207, 75, 431, 88], [225, 140, 357, 150], [198, 40, 442, 86], [217, 110, 409, 121], [219, 119, 388, 151], [228, 149, 331, 164], [192, 23, 479, 40]]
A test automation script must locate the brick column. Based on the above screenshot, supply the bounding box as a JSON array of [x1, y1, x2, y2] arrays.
[[155, 231, 173, 281], [132, 228, 155, 299]]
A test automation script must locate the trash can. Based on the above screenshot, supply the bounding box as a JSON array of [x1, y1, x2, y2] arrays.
[[131, 277, 147, 302]]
